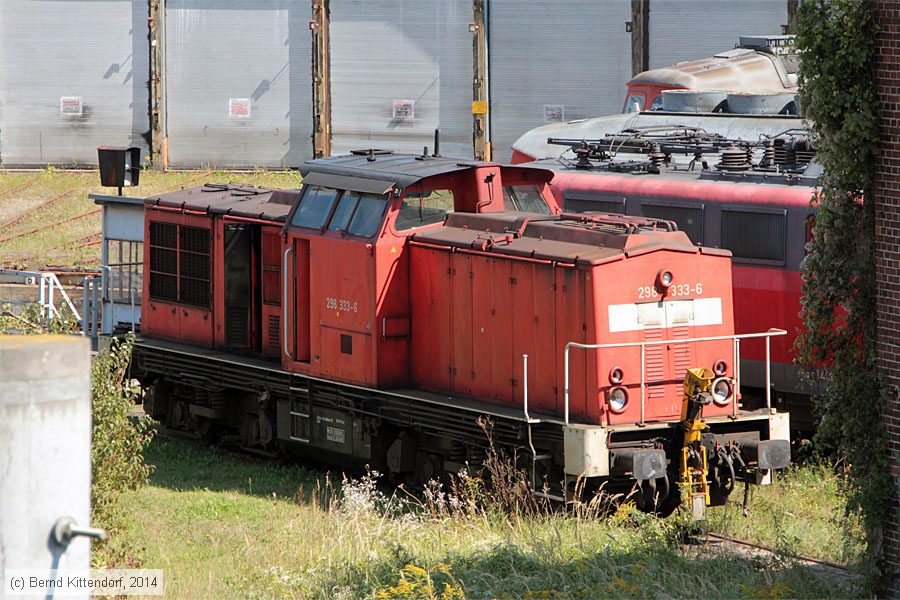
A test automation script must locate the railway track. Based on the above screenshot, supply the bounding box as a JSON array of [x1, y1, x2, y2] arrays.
[[687, 532, 858, 582]]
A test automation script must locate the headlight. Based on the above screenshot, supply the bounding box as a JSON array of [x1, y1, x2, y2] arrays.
[[656, 269, 674, 289], [711, 377, 733, 406], [609, 386, 628, 413], [713, 359, 728, 376], [608, 366, 624, 384]]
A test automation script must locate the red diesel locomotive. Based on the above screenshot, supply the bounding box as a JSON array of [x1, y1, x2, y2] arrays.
[[534, 130, 818, 431], [130, 149, 790, 514]]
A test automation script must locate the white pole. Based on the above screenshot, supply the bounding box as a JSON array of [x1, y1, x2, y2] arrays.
[[0, 336, 92, 598]]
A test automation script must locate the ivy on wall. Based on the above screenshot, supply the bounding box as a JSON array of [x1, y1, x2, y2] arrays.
[[794, 0, 891, 581]]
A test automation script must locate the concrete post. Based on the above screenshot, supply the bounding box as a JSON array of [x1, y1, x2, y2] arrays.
[[0, 336, 91, 595]]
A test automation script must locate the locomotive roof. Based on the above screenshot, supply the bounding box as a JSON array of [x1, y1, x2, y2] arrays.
[[412, 212, 726, 267], [538, 158, 818, 193], [299, 151, 553, 191], [145, 184, 299, 222]]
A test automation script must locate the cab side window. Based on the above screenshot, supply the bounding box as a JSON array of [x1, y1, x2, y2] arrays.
[[291, 185, 339, 229], [395, 189, 455, 231], [503, 185, 551, 214], [624, 93, 645, 113], [328, 191, 389, 237]]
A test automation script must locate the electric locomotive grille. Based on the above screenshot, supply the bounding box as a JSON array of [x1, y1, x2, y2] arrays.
[[564, 197, 624, 214]]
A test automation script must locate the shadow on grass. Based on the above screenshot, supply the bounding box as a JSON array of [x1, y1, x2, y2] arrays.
[[144, 433, 332, 503]]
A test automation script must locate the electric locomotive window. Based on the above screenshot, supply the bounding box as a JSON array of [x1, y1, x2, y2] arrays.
[[291, 185, 339, 229], [624, 93, 645, 113], [503, 185, 551, 214], [395, 188, 455, 231], [563, 193, 625, 214], [641, 203, 703, 243], [720, 209, 787, 263]]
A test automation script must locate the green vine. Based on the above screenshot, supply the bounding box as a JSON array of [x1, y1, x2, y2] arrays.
[[794, 0, 891, 584]]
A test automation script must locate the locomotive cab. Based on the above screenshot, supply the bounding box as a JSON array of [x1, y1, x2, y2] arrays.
[[280, 151, 558, 389]]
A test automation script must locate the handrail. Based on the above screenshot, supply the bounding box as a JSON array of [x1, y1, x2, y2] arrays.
[[282, 246, 293, 359], [1, 269, 81, 324], [563, 328, 787, 426]]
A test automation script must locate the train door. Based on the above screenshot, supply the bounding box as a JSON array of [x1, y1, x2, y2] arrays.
[[223, 223, 256, 351]]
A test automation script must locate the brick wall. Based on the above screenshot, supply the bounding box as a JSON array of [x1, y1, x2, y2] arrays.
[[874, 0, 900, 579]]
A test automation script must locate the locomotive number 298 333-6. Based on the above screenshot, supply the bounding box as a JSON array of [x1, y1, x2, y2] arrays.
[[326, 297, 359, 313], [637, 283, 703, 299]]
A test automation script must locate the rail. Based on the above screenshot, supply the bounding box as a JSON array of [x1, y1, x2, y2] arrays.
[[562, 328, 787, 426]]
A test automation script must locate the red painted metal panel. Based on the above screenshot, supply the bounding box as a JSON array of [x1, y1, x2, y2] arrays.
[[509, 261, 536, 412], [141, 208, 214, 348], [450, 253, 474, 397], [490, 258, 514, 405], [470, 257, 495, 400], [375, 238, 411, 387]]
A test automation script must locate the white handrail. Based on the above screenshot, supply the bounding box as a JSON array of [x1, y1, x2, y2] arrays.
[[282, 246, 293, 359], [1, 269, 81, 324], [562, 328, 787, 426]]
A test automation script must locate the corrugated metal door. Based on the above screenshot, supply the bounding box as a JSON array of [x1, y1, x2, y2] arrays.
[[649, 0, 789, 68], [165, 1, 313, 168], [0, 0, 149, 166], [329, 0, 474, 158], [488, 0, 633, 163]]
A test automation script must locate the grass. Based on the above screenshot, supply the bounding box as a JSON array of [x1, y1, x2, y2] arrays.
[[0, 168, 300, 269], [115, 434, 864, 599]]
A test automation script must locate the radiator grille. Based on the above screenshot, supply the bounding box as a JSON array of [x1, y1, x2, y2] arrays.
[[644, 327, 666, 401], [226, 306, 249, 347], [672, 326, 694, 376], [149, 221, 177, 248], [268, 315, 280, 351]]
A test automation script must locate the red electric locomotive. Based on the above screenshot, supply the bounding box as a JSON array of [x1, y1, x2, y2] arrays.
[[131, 148, 790, 516], [534, 129, 818, 431]]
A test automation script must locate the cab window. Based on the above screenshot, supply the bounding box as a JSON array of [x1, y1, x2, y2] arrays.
[[327, 191, 389, 237], [291, 185, 339, 229], [395, 189, 455, 231], [624, 93, 645, 113], [503, 185, 551, 214]]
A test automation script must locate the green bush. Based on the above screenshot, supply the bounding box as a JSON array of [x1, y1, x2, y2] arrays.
[[90, 335, 155, 567]]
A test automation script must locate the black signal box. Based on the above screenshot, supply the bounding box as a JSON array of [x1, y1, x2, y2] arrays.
[[98, 146, 141, 193]]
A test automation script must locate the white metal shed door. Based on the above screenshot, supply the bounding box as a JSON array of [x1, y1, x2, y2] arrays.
[[329, 0, 475, 158], [0, 0, 150, 166], [649, 0, 789, 68], [165, 0, 313, 168], [488, 0, 633, 163]]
